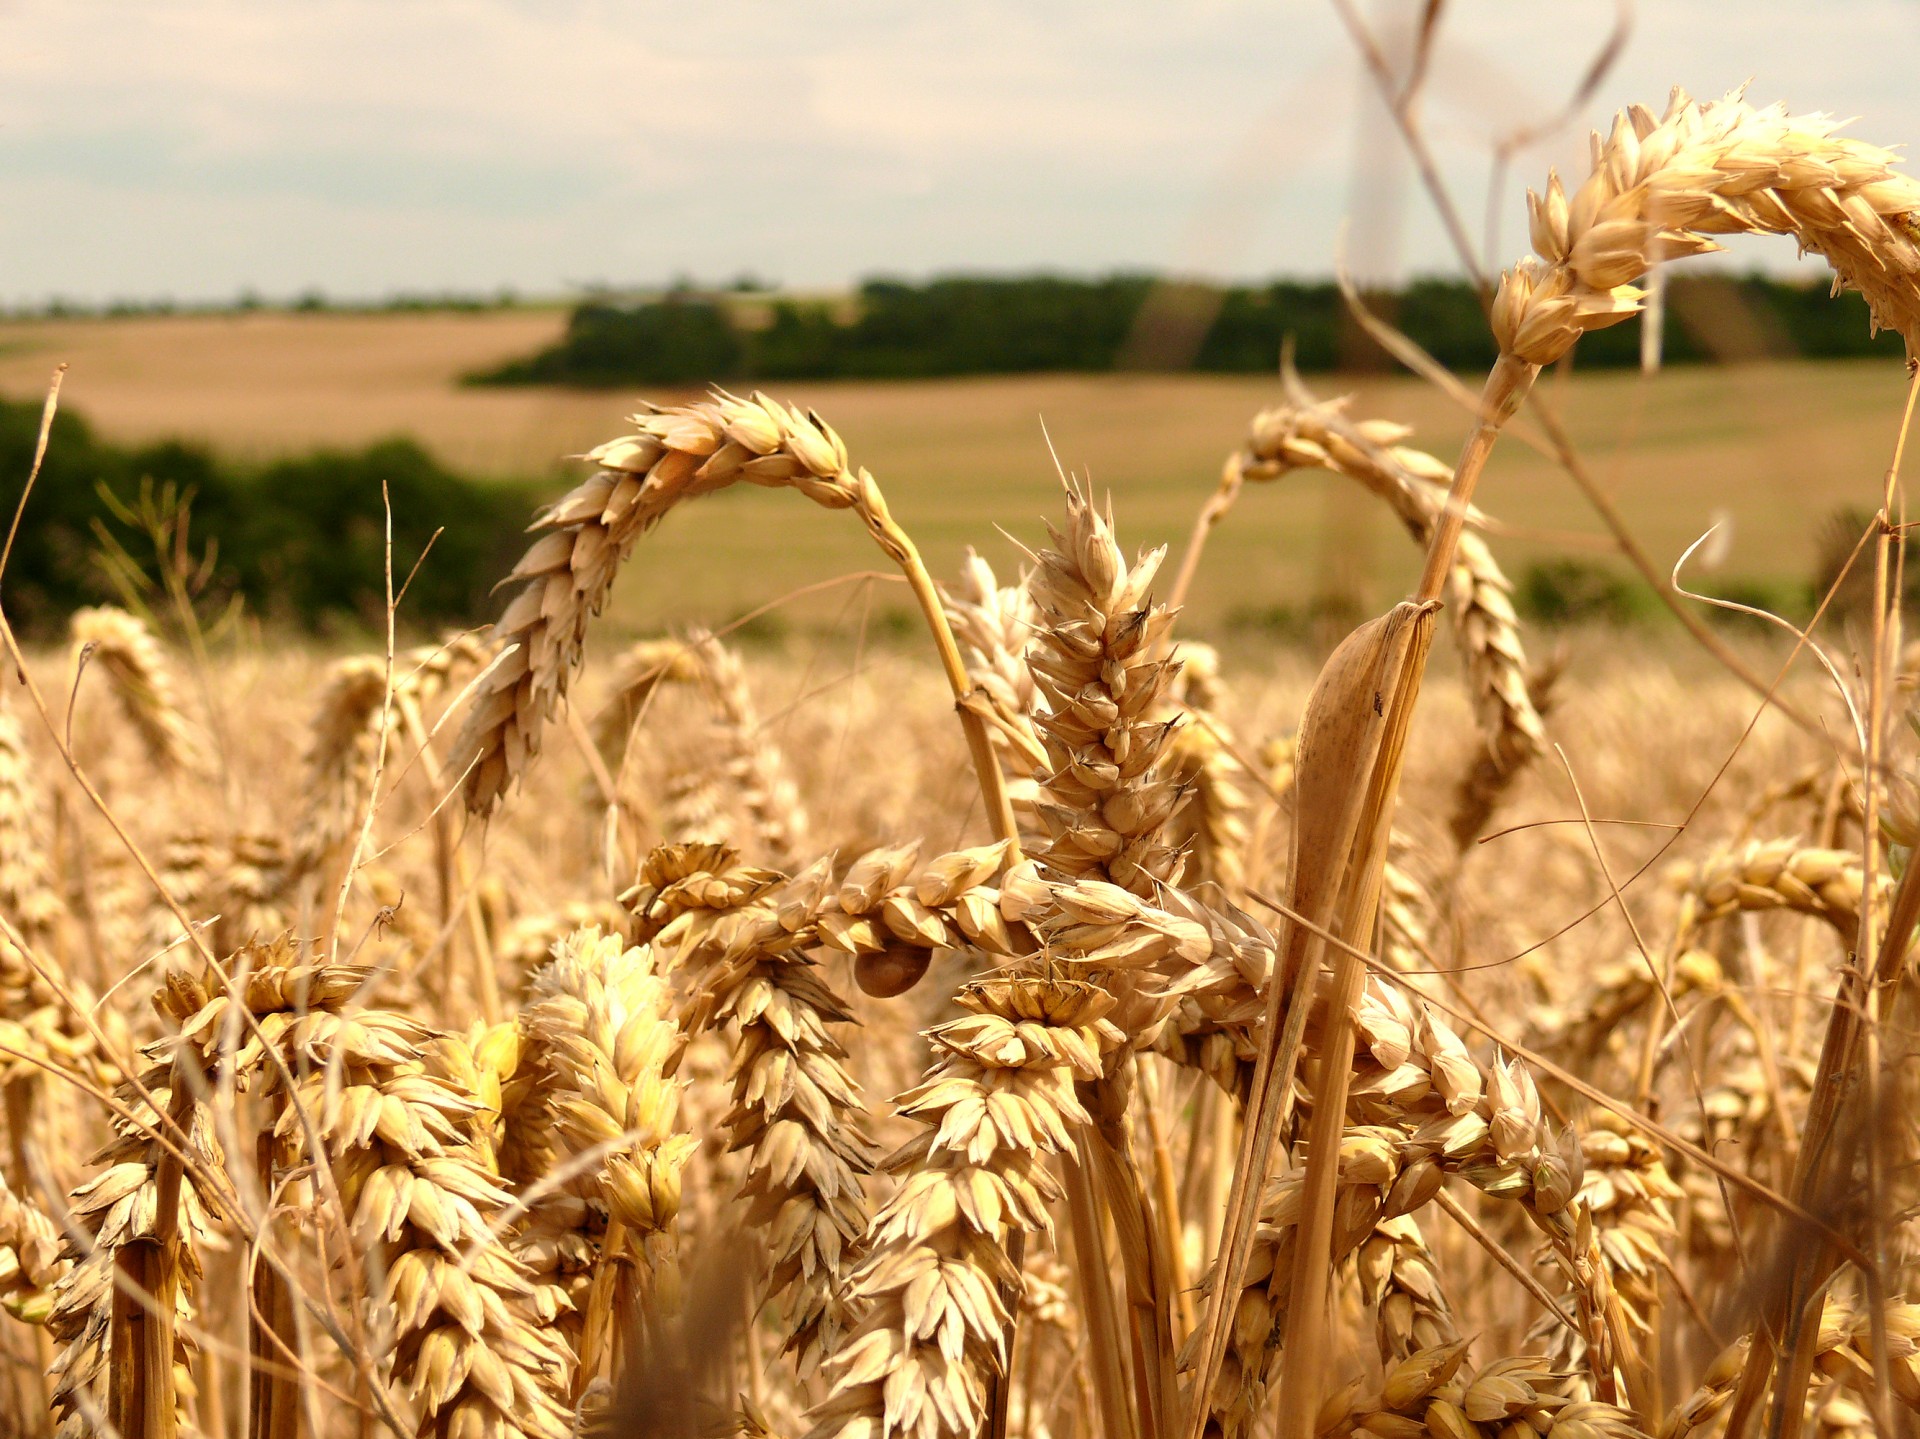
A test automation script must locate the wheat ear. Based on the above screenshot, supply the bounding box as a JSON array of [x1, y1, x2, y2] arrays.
[[1667, 838, 1886, 945], [941, 549, 1047, 815], [1026, 480, 1187, 900], [804, 976, 1125, 1439], [68, 606, 207, 775], [294, 634, 494, 880], [1215, 370, 1548, 826], [1327, 1350, 1650, 1439], [0, 695, 65, 963], [1661, 1298, 1920, 1437], [630, 844, 879, 1370], [0, 1165, 64, 1326], [521, 927, 697, 1398], [450, 392, 1017, 847], [1163, 644, 1254, 896], [599, 634, 810, 864]]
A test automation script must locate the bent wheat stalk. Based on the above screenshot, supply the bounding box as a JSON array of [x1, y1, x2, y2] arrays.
[[450, 392, 1019, 849], [1173, 366, 1547, 825]]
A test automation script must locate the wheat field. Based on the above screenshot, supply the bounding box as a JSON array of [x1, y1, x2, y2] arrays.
[[0, 309, 1912, 631], [4, 83, 1920, 1439]]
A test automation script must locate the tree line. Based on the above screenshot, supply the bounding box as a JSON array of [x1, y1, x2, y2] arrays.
[[469, 272, 1904, 387], [0, 396, 534, 636]]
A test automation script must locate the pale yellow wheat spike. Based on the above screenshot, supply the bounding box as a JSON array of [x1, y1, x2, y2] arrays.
[[519, 928, 698, 1397], [454, 391, 940, 816], [1541, 1112, 1682, 1385], [690, 630, 810, 865], [1164, 643, 1254, 896], [1026, 480, 1187, 901], [0, 696, 64, 961], [295, 633, 496, 879], [600, 634, 811, 863], [0, 694, 95, 1091], [1356, 1211, 1460, 1364], [942, 549, 1047, 818], [68, 606, 206, 775], [808, 477, 1217, 1434], [143, 828, 293, 962], [295, 654, 388, 877]]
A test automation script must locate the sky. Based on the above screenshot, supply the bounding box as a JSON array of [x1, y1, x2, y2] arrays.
[[2, 0, 1918, 305]]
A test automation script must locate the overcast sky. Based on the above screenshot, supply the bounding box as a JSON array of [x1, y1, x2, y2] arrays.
[[2, 0, 1917, 305]]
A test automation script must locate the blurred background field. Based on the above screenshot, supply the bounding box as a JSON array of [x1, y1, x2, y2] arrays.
[[0, 307, 1907, 640]]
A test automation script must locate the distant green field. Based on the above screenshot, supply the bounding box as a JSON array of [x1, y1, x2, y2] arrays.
[[0, 311, 1910, 636]]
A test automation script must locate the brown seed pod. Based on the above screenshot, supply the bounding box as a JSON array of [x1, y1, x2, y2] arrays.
[[854, 945, 933, 999]]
